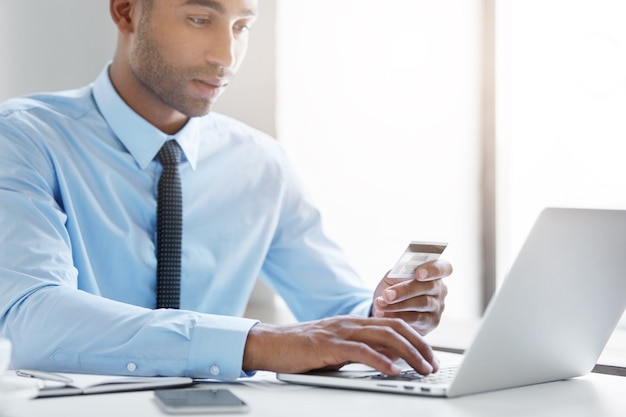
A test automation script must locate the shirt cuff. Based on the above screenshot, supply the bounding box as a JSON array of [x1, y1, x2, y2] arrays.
[[186, 315, 259, 380]]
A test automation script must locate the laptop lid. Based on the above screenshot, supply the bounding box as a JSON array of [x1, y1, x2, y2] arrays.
[[277, 208, 626, 397], [447, 207, 626, 396]]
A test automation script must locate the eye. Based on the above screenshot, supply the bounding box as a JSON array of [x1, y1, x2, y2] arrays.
[[234, 18, 255, 34], [233, 23, 250, 33], [189, 16, 211, 26]]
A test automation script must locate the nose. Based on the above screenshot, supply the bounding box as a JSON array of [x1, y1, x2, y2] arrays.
[[209, 26, 237, 70]]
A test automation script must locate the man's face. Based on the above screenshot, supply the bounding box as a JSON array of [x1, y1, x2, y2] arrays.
[[128, 0, 258, 118]]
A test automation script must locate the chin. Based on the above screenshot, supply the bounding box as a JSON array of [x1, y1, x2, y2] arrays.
[[180, 104, 213, 118]]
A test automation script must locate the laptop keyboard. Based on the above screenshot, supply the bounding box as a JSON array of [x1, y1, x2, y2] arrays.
[[364, 366, 458, 384]]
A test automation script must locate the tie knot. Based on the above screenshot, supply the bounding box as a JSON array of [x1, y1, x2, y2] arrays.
[[158, 140, 182, 166]]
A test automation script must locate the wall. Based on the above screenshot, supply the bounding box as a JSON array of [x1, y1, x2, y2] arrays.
[[0, 1, 115, 99]]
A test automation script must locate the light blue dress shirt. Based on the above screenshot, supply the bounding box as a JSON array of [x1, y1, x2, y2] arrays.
[[0, 66, 373, 379]]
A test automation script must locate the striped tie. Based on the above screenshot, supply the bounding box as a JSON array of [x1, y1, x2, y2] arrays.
[[156, 140, 183, 309]]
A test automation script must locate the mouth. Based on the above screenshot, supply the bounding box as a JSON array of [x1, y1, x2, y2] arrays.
[[193, 78, 229, 98]]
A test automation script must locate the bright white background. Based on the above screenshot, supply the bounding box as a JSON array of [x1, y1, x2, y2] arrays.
[[276, 0, 483, 319], [496, 0, 626, 279], [496, 0, 626, 327]]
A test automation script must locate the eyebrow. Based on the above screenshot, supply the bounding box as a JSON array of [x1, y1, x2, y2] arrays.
[[182, 0, 257, 17]]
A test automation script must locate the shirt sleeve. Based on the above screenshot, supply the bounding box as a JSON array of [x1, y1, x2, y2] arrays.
[[260, 149, 374, 321], [0, 114, 257, 380]]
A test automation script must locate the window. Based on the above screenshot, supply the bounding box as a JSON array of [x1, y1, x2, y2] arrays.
[[276, 0, 484, 319], [496, 0, 626, 279], [277, 0, 626, 326], [496, 0, 626, 328]]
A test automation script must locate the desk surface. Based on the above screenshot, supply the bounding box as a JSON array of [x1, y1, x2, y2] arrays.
[[5, 371, 626, 417]]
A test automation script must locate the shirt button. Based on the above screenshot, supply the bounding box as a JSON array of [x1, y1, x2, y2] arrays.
[[127, 362, 137, 372], [209, 365, 220, 376]]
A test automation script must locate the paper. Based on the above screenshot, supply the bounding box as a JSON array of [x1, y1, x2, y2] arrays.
[[30, 372, 193, 397]]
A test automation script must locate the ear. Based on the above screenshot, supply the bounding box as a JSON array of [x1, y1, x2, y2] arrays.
[[110, 0, 137, 34]]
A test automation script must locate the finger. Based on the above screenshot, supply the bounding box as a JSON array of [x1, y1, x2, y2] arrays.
[[413, 259, 453, 282], [377, 293, 443, 314], [382, 278, 447, 305], [354, 318, 438, 374], [330, 340, 405, 375], [374, 310, 442, 336]]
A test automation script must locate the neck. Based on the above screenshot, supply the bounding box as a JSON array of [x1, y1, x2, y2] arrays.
[[109, 57, 189, 135]]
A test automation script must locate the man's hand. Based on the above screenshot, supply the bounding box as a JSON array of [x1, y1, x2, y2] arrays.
[[372, 260, 452, 335], [242, 316, 438, 376]]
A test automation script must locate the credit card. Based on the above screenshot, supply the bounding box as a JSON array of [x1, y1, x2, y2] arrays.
[[387, 241, 447, 279]]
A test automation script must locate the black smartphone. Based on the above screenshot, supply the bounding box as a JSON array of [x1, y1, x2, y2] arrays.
[[154, 387, 249, 414]]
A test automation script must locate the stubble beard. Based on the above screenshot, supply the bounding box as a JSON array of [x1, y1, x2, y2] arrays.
[[130, 20, 221, 118]]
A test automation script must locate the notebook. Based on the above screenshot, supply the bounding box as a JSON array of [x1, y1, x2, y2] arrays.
[[277, 208, 626, 397], [14, 370, 193, 398]]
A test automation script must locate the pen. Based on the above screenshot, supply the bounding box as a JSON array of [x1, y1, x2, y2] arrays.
[[15, 369, 74, 385]]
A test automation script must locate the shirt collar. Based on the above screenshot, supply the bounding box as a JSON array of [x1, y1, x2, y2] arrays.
[[92, 64, 200, 170]]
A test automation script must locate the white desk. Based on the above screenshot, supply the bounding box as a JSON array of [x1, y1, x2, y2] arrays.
[[4, 370, 626, 417]]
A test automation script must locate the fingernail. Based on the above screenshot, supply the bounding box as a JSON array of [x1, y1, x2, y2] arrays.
[[376, 296, 387, 307], [384, 289, 396, 302], [417, 268, 428, 280], [390, 363, 402, 375]]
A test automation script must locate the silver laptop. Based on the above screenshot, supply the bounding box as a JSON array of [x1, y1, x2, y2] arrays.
[[277, 208, 626, 397]]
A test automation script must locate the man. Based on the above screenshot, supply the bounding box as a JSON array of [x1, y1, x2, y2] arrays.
[[0, 0, 452, 380]]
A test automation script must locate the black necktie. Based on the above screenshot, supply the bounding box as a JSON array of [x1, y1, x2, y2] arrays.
[[156, 140, 183, 309]]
